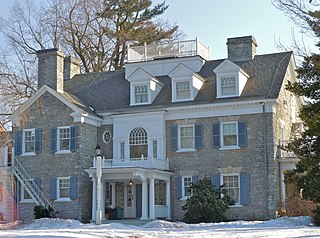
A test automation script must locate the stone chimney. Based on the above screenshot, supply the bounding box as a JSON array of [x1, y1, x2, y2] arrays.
[[226, 36, 257, 62], [64, 56, 80, 81], [37, 48, 64, 93]]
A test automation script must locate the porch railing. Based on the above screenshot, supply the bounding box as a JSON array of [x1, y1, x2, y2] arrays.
[[127, 38, 210, 62], [92, 156, 169, 170], [278, 140, 298, 160]]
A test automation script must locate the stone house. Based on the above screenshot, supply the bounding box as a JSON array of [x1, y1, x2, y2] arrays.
[[7, 35, 303, 223]]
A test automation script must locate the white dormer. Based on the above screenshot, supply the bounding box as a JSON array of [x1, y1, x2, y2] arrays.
[[169, 63, 205, 102], [213, 59, 250, 98], [127, 68, 164, 106]]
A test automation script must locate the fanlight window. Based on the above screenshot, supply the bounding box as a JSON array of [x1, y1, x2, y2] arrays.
[[129, 127, 148, 158]]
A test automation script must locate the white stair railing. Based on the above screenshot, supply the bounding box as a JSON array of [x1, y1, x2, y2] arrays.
[[11, 158, 52, 209]]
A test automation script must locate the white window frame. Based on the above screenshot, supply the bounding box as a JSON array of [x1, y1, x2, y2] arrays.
[[217, 75, 239, 98], [182, 176, 193, 199], [220, 121, 239, 150], [178, 125, 195, 152], [221, 173, 241, 206], [20, 179, 34, 203], [174, 80, 192, 101], [56, 126, 71, 154], [131, 84, 149, 105], [22, 129, 36, 155], [56, 177, 71, 202]]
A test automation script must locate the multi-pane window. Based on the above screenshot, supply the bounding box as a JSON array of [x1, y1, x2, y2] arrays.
[[221, 76, 236, 96], [183, 176, 193, 198], [58, 127, 70, 151], [179, 126, 194, 149], [24, 129, 35, 153], [134, 85, 148, 103], [222, 122, 237, 147], [222, 175, 240, 204], [176, 81, 191, 100], [21, 179, 33, 201], [129, 127, 148, 158], [58, 177, 70, 199]]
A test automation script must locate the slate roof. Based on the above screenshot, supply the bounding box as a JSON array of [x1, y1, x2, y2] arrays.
[[64, 51, 293, 114]]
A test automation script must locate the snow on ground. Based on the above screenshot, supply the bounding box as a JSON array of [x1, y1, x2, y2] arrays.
[[0, 216, 319, 238]]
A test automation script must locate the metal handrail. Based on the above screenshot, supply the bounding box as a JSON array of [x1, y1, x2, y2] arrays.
[[11, 158, 52, 209]]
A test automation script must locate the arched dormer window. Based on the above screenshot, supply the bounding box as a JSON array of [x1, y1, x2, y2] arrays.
[[129, 127, 148, 159]]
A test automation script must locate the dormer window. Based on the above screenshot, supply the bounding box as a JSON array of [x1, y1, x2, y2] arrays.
[[134, 85, 149, 103], [176, 81, 191, 100], [220, 76, 236, 97]]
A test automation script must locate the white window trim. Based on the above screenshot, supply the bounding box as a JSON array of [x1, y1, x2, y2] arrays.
[[131, 83, 150, 105], [20, 179, 35, 203], [55, 176, 71, 202], [177, 125, 196, 152], [217, 75, 239, 98], [219, 121, 240, 150], [220, 173, 242, 207], [21, 128, 36, 156], [181, 176, 193, 200], [173, 79, 193, 102], [56, 126, 71, 154]]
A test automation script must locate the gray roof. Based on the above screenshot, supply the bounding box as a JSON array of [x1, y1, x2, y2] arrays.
[[64, 52, 292, 114]]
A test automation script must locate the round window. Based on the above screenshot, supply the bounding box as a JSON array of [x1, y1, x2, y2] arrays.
[[103, 130, 111, 144]]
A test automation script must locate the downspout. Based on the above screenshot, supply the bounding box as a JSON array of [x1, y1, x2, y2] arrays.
[[261, 102, 269, 219]]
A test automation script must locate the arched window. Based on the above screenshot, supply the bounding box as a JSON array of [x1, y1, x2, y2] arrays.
[[129, 127, 148, 158]]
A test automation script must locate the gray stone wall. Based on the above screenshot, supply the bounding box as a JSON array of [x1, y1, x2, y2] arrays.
[[166, 113, 274, 221], [14, 92, 97, 222]]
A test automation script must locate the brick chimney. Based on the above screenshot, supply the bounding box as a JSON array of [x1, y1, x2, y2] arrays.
[[64, 56, 80, 81], [37, 48, 64, 93], [226, 36, 257, 62]]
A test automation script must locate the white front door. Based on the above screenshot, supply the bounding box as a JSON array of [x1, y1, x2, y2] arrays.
[[124, 183, 136, 218]]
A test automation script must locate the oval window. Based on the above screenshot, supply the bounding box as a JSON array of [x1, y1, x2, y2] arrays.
[[103, 130, 111, 144]]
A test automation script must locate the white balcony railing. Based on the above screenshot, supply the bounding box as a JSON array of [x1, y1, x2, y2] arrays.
[[92, 156, 169, 170], [127, 38, 210, 62], [278, 140, 298, 160]]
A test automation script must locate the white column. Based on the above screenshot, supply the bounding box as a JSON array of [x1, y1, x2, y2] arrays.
[[111, 182, 116, 207], [102, 181, 106, 220], [141, 180, 148, 220], [96, 156, 102, 225], [91, 177, 96, 222], [149, 178, 155, 219], [280, 171, 286, 204], [166, 180, 171, 219]]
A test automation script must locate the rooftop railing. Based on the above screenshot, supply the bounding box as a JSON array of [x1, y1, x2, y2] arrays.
[[127, 38, 210, 63]]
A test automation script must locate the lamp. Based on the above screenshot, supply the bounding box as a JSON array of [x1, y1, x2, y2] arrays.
[[95, 145, 102, 156], [129, 180, 133, 186]]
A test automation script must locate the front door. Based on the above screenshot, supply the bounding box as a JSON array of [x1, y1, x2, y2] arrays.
[[125, 183, 135, 218], [136, 184, 142, 218]]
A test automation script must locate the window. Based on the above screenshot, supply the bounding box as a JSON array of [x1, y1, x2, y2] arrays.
[[129, 127, 148, 158], [20, 179, 33, 202], [222, 174, 240, 204], [221, 122, 237, 147], [103, 130, 111, 144], [134, 85, 148, 103], [220, 76, 236, 97], [23, 129, 35, 153], [182, 176, 193, 198], [58, 177, 70, 199], [179, 125, 194, 150], [58, 127, 70, 151], [176, 81, 191, 100]]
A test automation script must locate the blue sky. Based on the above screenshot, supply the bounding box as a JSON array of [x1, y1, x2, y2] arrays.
[[0, 0, 316, 60]]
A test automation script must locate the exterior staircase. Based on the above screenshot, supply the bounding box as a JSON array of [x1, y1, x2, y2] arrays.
[[10, 157, 52, 209]]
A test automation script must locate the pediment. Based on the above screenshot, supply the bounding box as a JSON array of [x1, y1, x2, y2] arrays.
[[168, 63, 195, 78]]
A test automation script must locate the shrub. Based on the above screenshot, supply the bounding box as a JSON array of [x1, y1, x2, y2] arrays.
[[182, 178, 234, 224], [34, 205, 56, 219], [284, 192, 317, 217]]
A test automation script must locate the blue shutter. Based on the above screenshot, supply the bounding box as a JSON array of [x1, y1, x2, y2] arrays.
[[176, 176, 182, 199], [35, 128, 42, 154], [69, 176, 77, 200], [194, 124, 203, 150], [34, 177, 41, 190], [192, 175, 199, 185], [238, 121, 247, 147], [170, 125, 178, 151], [240, 172, 250, 205], [70, 126, 77, 152], [211, 174, 220, 190], [49, 178, 57, 200], [15, 131, 22, 155], [213, 123, 220, 148], [51, 128, 57, 153]]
